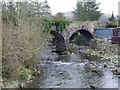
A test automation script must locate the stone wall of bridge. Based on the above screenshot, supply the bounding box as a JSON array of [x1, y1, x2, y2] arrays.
[[62, 21, 107, 40], [51, 21, 107, 52], [67, 21, 107, 32]]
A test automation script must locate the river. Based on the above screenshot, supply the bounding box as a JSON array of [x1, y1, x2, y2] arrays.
[[28, 42, 119, 88]]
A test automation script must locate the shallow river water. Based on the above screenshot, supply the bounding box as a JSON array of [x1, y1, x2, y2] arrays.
[[29, 43, 119, 88]]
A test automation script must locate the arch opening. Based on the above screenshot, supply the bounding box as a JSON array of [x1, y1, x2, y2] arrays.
[[69, 29, 94, 45], [50, 30, 66, 53]]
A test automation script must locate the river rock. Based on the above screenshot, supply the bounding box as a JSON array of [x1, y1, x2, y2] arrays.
[[111, 69, 120, 75]]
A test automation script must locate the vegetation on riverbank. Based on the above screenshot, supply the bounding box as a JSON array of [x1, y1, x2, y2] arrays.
[[80, 39, 119, 64], [1, 1, 72, 88], [1, 1, 50, 88], [70, 37, 119, 62], [2, 21, 48, 88]]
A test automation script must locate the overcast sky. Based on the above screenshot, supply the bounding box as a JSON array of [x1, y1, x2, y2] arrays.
[[39, 0, 120, 15]]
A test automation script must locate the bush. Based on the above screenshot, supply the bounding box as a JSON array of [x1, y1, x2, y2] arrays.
[[51, 17, 72, 33], [91, 39, 119, 55], [106, 22, 117, 28], [37, 17, 72, 33], [2, 12, 50, 83], [2, 19, 48, 80]]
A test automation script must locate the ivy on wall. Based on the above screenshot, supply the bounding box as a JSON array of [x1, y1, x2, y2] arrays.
[[36, 17, 72, 33]]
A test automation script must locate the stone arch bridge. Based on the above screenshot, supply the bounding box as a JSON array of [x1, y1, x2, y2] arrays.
[[50, 21, 107, 52]]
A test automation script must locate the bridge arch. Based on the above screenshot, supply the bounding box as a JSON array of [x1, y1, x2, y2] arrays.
[[50, 30, 65, 42], [69, 29, 94, 45], [50, 30, 66, 52]]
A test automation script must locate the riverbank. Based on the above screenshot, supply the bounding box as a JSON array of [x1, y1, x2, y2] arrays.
[[70, 39, 119, 73], [81, 39, 119, 61], [1, 39, 119, 88], [1, 57, 42, 88]]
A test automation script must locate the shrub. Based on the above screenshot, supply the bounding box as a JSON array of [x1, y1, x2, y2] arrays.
[[106, 22, 117, 28], [37, 17, 72, 33]]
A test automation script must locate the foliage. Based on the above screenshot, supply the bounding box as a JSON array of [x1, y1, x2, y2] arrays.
[[2, 0, 51, 84], [55, 12, 65, 19], [74, 0, 103, 21], [119, 20, 120, 25], [2, 0, 52, 26], [106, 22, 117, 28], [70, 32, 86, 46], [40, 17, 53, 33], [2, 0, 71, 85], [30, 0, 51, 17], [91, 39, 119, 55], [17, 67, 31, 82], [108, 12, 116, 22], [51, 17, 72, 33], [2, 0, 71, 86], [90, 39, 119, 61], [39, 17, 72, 33]]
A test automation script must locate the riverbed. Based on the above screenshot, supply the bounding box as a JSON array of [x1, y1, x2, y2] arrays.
[[28, 43, 119, 88]]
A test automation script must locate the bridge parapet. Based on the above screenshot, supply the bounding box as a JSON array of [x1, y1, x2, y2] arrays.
[[63, 21, 107, 40]]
